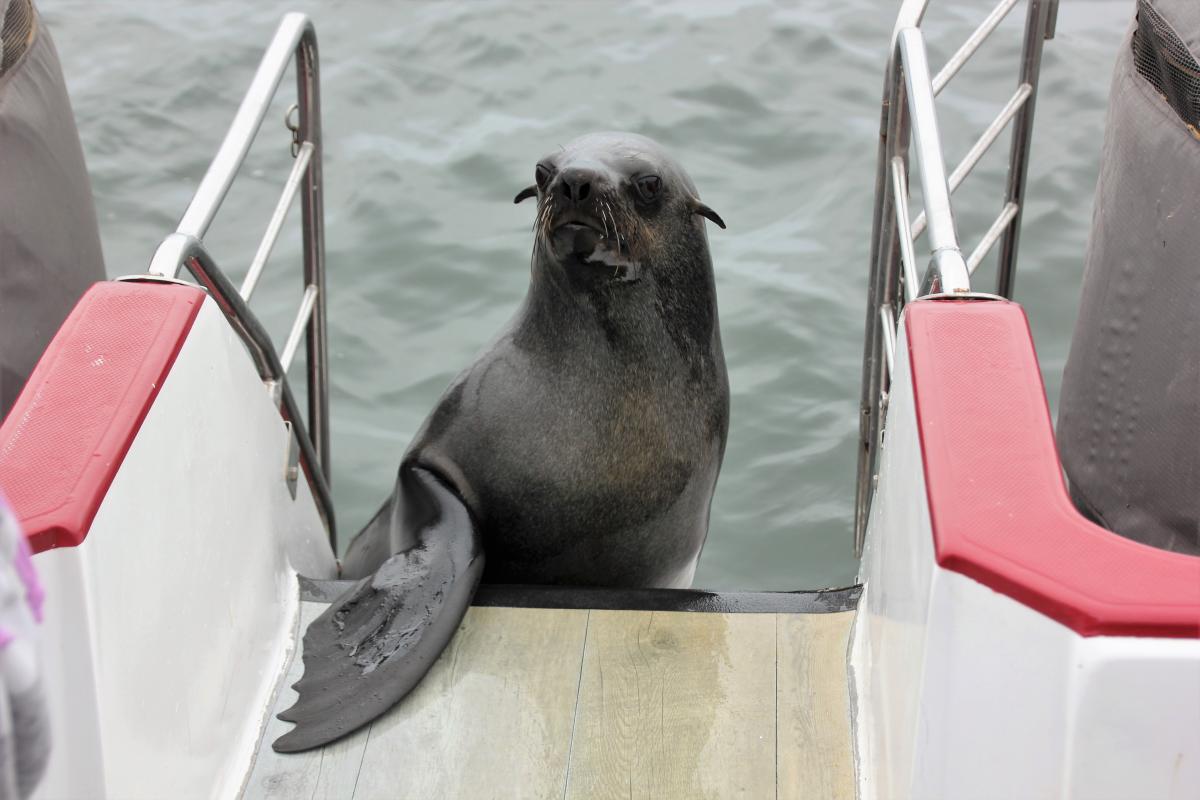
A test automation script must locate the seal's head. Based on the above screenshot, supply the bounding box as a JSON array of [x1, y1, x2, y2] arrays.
[[514, 132, 725, 287]]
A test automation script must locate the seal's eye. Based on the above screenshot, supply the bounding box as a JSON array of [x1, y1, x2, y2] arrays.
[[635, 175, 662, 202], [535, 163, 553, 191]]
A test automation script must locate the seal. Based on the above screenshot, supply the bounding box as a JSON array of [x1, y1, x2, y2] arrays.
[[274, 132, 728, 752]]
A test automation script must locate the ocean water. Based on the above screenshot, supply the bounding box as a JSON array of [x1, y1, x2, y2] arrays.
[[46, 0, 1132, 590]]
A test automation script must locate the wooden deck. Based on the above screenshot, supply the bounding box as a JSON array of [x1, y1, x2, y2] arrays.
[[243, 599, 856, 800]]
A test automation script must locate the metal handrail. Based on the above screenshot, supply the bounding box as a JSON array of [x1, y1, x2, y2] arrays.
[[899, 28, 972, 296], [146, 13, 335, 550], [854, 0, 1057, 556], [996, 0, 1055, 297]]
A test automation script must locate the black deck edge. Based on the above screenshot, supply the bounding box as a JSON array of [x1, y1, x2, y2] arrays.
[[299, 576, 862, 614], [473, 584, 862, 613]]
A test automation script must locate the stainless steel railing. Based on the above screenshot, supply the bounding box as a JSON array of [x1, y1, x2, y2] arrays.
[[853, 0, 1057, 555], [144, 13, 335, 549]]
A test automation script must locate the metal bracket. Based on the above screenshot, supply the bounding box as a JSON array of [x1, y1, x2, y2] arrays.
[[285, 103, 301, 157], [914, 290, 1008, 303], [283, 420, 300, 499], [113, 273, 203, 289], [265, 378, 283, 409]]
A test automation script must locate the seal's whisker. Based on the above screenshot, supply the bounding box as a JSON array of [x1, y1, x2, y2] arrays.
[[602, 200, 616, 253], [536, 197, 554, 242], [608, 201, 624, 255], [543, 197, 557, 242]]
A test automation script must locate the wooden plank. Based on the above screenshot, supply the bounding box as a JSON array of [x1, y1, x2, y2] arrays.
[[245, 602, 857, 800], [350, 606, 589, 800], [242, 602, 371, 800], [776, 611, 856, 800], [564, 610, 777, 800]]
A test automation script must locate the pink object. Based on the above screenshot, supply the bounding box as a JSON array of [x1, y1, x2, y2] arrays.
[[906, 299, 1200, 638], [14, 539, 43, 623], [0, 495, 43, 646], [0, 282, 205, 553]]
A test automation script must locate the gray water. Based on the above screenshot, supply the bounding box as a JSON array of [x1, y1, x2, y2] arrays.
[[46, 0, 1131, 591]]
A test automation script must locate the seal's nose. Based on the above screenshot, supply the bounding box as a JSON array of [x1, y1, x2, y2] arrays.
[[558, 167, 595, 205]]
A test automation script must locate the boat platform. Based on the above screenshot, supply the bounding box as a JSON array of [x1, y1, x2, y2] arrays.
[[243, 584, 859, 800]]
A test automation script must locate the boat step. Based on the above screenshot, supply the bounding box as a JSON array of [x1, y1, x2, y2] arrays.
[[243, 593, 856, 799]]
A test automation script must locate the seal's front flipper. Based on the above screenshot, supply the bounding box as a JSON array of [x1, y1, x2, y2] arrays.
[[272, 466, 484, 753], [339, 495, 396, 579]]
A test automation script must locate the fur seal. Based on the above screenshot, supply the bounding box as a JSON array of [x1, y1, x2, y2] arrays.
[[274, 132, 728, 752]]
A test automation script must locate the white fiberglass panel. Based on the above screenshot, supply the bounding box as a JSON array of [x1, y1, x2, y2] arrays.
[[852, 309, 1200, 800], [1066, 637, 1200, 799], [852, 313, 934, 800], [35, 298, 334, 800], [913, 571, 1200, 800], [32, 549, 106, 800], [912, 569, 1074, 799]]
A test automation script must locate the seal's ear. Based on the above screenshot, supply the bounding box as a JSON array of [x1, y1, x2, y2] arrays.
[[513, 186, 538, 204], [692, 200, 726, 230]]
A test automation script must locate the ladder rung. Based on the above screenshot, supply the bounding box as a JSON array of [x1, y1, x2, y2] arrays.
[[911, 83, 1032, 240], [241, 141, 314, 301], [932, 0, 1022, 95], [280, 284, 319, 373], [879, 304, 897, 378], [967, 202, 1020, 273], [890, 157, 920, 302]]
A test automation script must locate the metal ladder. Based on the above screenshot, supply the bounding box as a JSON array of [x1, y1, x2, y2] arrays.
[[142, 13, 336, 548], [853, 0, 1059, 556]]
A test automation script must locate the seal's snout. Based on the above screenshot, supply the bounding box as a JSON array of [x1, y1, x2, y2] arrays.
[[545, 166, 618, 256], [557, 166, 597, 206]]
